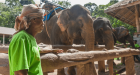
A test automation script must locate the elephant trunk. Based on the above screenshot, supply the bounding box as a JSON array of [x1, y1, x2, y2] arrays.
[[126, 34, 135, 48], [81, 14, 95, 51]]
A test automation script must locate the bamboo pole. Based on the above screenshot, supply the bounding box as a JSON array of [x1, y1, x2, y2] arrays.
[[135, 4, 140, 32]]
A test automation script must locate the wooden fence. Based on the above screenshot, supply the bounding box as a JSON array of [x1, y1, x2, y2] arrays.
[[0, 45, 139, 75]]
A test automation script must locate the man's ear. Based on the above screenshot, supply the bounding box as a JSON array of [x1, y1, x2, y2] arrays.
[[14, 16, 21, 31]]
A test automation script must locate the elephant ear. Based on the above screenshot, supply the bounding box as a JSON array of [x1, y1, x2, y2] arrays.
[[57, 9, 70, 32], [118, 27, 129, 39]]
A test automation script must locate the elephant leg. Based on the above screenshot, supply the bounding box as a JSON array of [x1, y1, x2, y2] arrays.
[[121, 44, 127, 65], [121, 57, 125, 65], [107, 59, 114, 75], [67, 66, 76, 75], [98, 61, 105, 72], [57, 68, 66, 75], [125, 56, 135, 75]]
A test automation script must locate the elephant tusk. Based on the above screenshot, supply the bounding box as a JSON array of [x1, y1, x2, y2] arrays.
[[54, 9, 58, 18]]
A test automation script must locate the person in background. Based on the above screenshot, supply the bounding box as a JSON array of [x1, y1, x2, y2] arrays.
[[8, 4, 63, 75]]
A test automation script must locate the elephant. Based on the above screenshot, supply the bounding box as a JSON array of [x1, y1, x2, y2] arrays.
[[113, 26, 140, 63], [93, 17, 114, 74], [44, 4, 94, 50], [113, 26, 134, 48], [93, 17, 114, 49], [35, 2, 95, 75]]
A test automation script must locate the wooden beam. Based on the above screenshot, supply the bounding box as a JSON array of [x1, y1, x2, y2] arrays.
[[0, 45, 126, 53], [135, 4, 140, 32], [1, 48, 140, 73], [104, 1, 140, 13], [40, 48, 140, 72]]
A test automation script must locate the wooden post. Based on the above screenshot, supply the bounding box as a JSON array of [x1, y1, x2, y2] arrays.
[[125, 56, 135, 75], [121, 46, 127, 64], [135, 5, 140, 32], [3, 34, 5, 45]]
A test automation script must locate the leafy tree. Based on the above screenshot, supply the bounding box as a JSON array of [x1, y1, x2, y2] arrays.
[[57, 0, 71, 8], [0, 0, 35, 28], [0, 2, 22, 28], [51, 0, 71, 8], [84, 2, 97, 15]]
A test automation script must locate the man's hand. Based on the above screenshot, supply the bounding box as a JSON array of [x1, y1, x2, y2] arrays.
[[14, 69, 28, 75], [52, 49, 63, 54]]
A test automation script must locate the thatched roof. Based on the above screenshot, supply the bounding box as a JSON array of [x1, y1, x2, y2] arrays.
[[104, 0, 140, 27]]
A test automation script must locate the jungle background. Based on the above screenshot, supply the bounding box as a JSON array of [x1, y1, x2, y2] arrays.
[[0, 0, 136, 43]]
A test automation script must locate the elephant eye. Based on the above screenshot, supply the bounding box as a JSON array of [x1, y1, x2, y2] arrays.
[[45, 6, 49, 8]]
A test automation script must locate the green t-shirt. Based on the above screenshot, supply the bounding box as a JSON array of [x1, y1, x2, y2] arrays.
[[8, 30, 43, 75]]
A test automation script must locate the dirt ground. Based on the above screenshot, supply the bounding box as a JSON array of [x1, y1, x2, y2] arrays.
[[48, 60, 140, 75]]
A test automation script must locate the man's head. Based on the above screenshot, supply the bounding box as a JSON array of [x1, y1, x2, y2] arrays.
[[14, 4, 44, 34]]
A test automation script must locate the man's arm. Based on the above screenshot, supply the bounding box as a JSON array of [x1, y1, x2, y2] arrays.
[[14, 69, 28, 75]]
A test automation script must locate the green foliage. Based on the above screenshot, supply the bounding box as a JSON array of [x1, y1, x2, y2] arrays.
[[116, 41, 121, 44], [0, 0, 35, 28], [84, 2, 97, 14], [52, 0, 71, 8], [57, 0, 71, 8], [114, 58, 117, 60], [0, 2, 22, 28], [135, 44, 140, 48]]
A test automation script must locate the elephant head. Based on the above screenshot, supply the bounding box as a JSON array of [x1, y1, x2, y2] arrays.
[[42, 1, 57, 12], [113, 26, 135, 48], [116, 26, 129, 39], [93, 17, 114, 50], [57, 5, 95, 51]]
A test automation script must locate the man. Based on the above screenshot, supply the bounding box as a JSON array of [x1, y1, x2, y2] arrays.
[[9, 4, 63, 75]]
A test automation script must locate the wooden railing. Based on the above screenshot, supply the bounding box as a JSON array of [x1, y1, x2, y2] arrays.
[[0, 45, 139, 75]]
